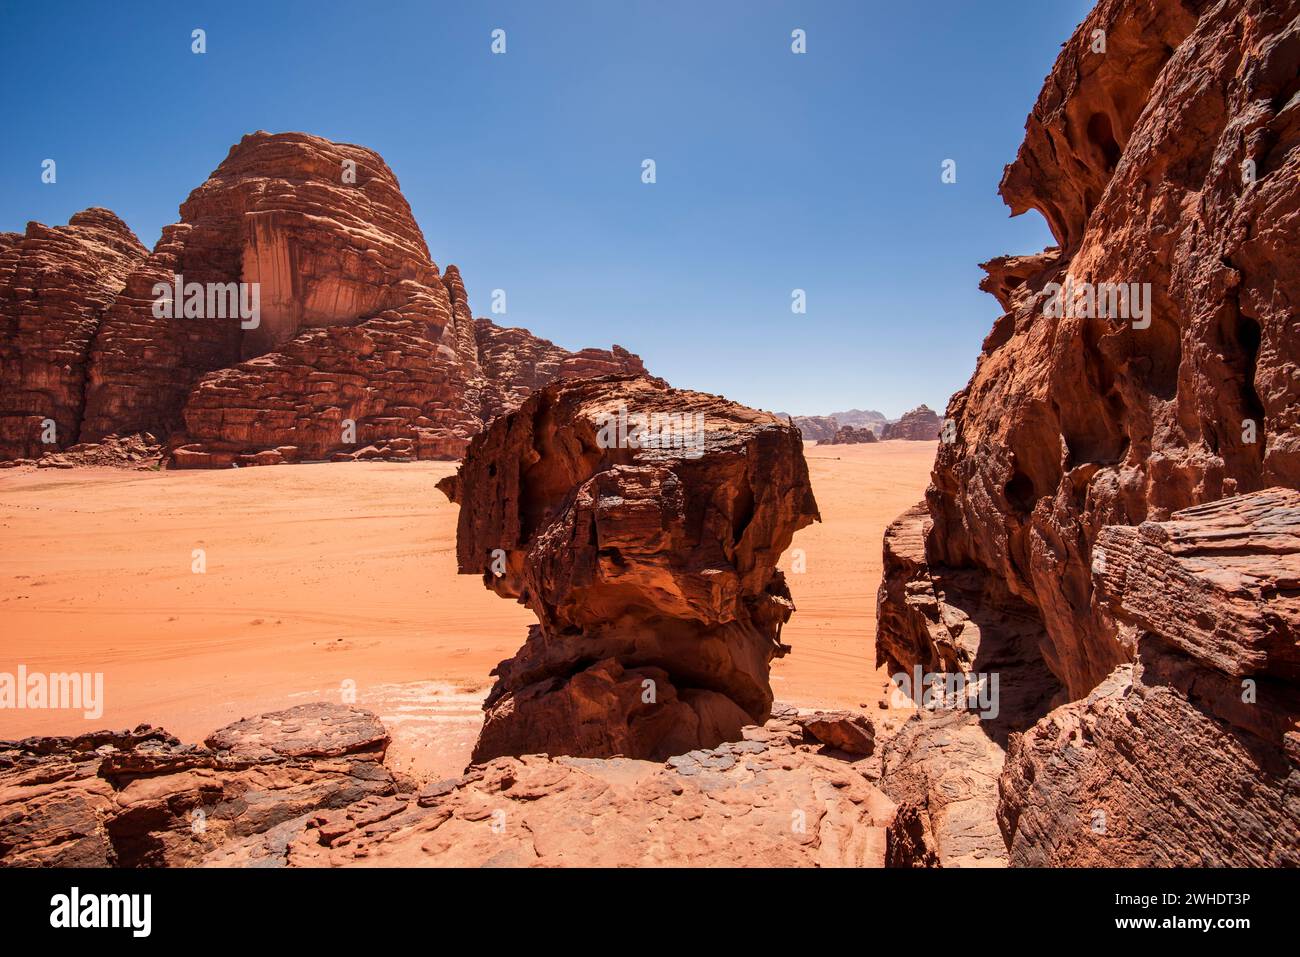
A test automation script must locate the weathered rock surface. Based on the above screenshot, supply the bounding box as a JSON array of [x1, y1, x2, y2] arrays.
[[439, 374, 820, 762], [276, 708, 895, 868], [824, 425, 879, 445], [875, 0, 1300, 867], [1, 133, 645, 467], [880, 405, 941, 441], [0, 209, 147, 460], [1, 704, 897, 868], [880, 710, 1008, 868], [998, 490, 1300, 866], [0, 704, 394, 867]]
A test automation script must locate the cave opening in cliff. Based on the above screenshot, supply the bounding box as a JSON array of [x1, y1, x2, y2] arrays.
[[1086, 112, 1122, 173]]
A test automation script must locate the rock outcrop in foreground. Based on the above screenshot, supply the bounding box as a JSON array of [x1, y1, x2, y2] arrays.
[[0, 703, 394, 867], [0, 703, 896, 867], [880, 405, 941, 441], [438, 374, 820, 762], [0, 133, 644, 467], [877, 0, 1300, 866]]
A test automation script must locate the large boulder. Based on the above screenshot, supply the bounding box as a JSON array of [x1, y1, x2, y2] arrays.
[[438, 374, 820, 762]]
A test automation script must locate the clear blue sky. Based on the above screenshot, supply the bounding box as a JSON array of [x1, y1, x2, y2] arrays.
[[0, 0, 1091, 418]]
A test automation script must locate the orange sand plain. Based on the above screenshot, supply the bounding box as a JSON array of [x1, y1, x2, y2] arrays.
[[0, 441, 935, 779]]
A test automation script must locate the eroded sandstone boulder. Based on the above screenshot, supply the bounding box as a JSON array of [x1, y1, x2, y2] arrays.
[[438, 374, 820, 762], [880, 710, 1008, 868]]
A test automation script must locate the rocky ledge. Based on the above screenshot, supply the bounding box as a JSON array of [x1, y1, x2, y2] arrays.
[[0, 702, 898, 868]]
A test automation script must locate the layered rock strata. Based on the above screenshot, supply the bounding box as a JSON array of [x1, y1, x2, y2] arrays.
[[438, 374, 820, 762], [0, 703, 393, 867], [998, 490, 1300, 866]]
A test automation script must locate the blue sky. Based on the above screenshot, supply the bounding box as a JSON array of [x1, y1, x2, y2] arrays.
[[0, 0, 1091, 418]]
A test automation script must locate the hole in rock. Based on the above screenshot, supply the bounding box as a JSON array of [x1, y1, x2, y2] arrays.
[[1005, 469, 1038, 515], [1087, 112, 1122, 173], [1233, 311, 1266, 426]]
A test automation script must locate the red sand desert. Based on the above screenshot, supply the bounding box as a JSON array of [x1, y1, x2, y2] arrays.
[[0, 441, 935, 780]]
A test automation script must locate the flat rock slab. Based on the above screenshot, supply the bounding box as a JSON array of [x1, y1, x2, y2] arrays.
[[205, 703, 389, 760]]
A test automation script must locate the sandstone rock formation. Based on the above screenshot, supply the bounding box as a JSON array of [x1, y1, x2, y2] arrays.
[[438, 374, 820, 762], [1, 703, 898, 867], [999, 490, 1300, 866], [781, 410, 889, 443], [831, 408, 889, 434], [0, 209, 146, 460], [876, 0, 1300, 866], [0, 133, 645, 468], [792, 710, 876, 755], [880, 404, 941, 441], [880, 710, 1008, 868], [783, 414, 840, 443], [0, 703, 394, 867], [825, 425, 878, 445], [279, 706, 894, 868]]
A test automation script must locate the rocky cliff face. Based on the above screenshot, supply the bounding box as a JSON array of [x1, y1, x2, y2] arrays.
[[438, 374, 820, 762], [1, 132, 644, 467], [876, 0, 1300, 866], [1000, 489, 1300, 866], [0, 209, 147, 460], [881, 405, 941, 441]]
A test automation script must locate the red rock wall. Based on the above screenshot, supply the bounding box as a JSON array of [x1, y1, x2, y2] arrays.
[[883, 0, 1300, 698], [876, 0, 1300, 866], [999, 490, 1300, 866], [0, 210, 146, 459]]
